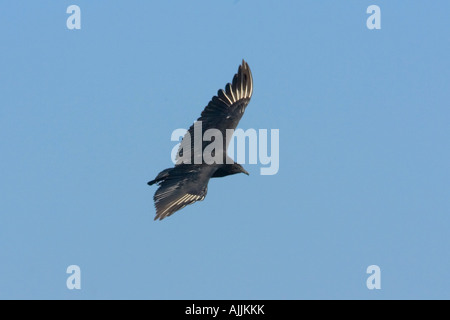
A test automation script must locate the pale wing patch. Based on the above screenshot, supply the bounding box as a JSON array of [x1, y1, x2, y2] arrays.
[[220, 89, 233, 105], [248, 71, 253, 98], [218, 97, 230, 106], [159, 194, 189, 217], [228, 84, 236, 102], [157, 193, 205, 219], [186, 193, 203, 201], [240, 73, 244, 100]]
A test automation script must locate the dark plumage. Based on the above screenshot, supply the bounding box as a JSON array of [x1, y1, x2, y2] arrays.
[[148, 60, 253, 220]]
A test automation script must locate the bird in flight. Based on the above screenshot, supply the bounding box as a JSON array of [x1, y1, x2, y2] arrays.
[[148, 60, 253, 220]]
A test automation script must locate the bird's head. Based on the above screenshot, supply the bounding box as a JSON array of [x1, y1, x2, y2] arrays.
[[232, 163, 249, 176]]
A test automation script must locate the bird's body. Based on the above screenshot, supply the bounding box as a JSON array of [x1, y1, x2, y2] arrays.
[[148, 60, 253, 220]]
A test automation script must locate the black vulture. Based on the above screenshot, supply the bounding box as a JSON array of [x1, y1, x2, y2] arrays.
[[148, 60, 253, 220]]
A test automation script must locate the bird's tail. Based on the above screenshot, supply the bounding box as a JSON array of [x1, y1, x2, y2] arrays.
[[147, 168, 173, 186]]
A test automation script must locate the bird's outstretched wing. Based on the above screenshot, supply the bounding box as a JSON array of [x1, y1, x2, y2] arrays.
[[151, 165, 211, 220], [176, 60, 253, 164]]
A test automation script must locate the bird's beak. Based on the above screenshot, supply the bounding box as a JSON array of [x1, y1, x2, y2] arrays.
[[243, 169, 250, 176]]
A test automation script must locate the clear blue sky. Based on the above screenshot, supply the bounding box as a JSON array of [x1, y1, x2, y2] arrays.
[[1, 1, 449, 299]]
